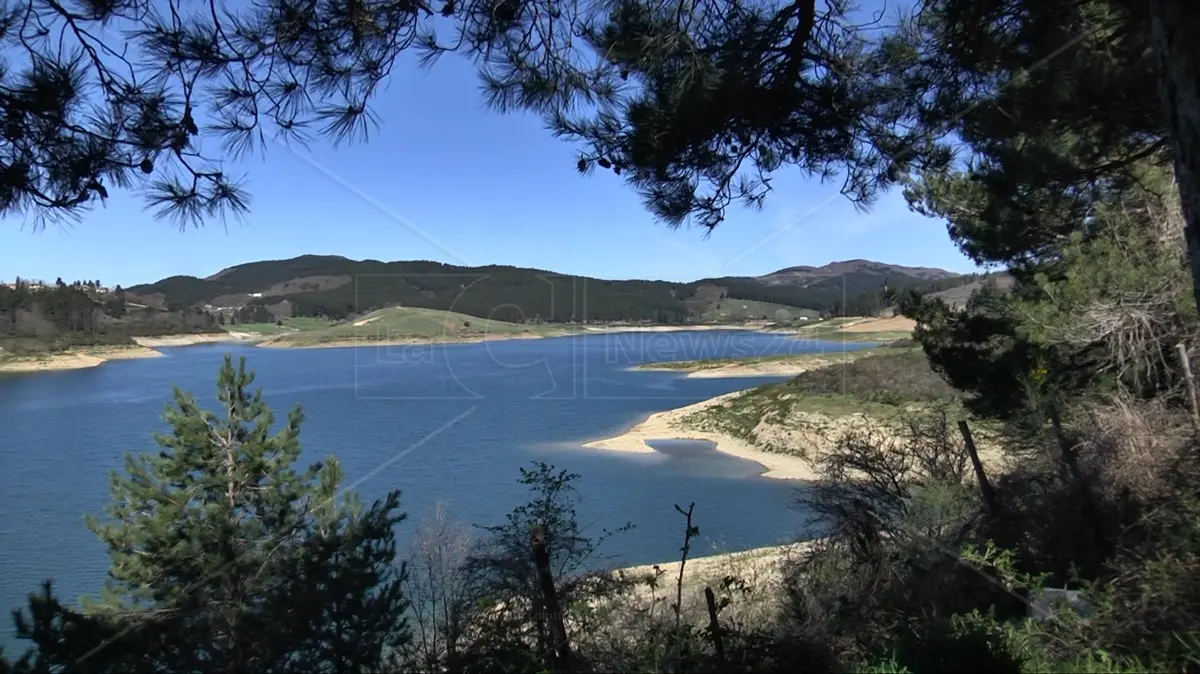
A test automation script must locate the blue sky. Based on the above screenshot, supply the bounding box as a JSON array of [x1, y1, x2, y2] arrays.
[[0, 50, 978, 288]]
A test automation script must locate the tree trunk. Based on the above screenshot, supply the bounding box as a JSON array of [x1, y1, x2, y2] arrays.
[[1150, 0, 1200, 315], [957, 420, 999, 520], [530, 524, 571, 673], [704, 586, 726, 666], [1175, 342, 1200, 434]]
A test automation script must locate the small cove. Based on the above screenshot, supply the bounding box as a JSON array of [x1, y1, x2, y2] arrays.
[[645, 438, 770, 479]]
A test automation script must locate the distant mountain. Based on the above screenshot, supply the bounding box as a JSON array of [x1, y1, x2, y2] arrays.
[[126, 255, 981, 324], [758, 259, 963, 286], [671, 260, 966, 315]]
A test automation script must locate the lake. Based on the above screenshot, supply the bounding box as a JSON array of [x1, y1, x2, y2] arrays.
[[0, 330, 871, 646]]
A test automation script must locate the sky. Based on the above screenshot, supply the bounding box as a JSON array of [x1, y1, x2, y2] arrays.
[[0, 39, 978, 288]]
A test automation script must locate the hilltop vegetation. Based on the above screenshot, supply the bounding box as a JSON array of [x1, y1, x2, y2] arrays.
[[130, 257, 688, 324], [126, 256, 976, 324], [0, 281, 221, 359]]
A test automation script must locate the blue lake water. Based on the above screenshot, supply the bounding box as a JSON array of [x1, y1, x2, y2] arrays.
[[0, 330, 872, 647]]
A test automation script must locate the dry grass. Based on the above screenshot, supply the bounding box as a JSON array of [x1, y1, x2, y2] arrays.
[[837, 317, 917, 334], [1078, 397, 1195, 500]]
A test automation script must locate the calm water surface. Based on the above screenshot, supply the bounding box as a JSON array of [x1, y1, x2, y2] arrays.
[[0, 330, 871, 642]]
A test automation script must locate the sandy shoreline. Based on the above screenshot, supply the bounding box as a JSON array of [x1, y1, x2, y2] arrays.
[[614, 541, 810, 602], [619, 539, 811, 579], [0, 332, 263, 374], [0, 345, 165, 373], [633, 353, 871, 379], [580, 324, 760, 334], [582, 389, 822, 481], [255, 323, 768, 349], [131, 332, 258, 347]]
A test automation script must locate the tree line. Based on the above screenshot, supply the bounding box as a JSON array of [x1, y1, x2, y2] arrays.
[[0, 283, 222, 352]]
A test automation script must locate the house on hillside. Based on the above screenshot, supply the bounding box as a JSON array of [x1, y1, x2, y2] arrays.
[[6, 279, 46, 290]]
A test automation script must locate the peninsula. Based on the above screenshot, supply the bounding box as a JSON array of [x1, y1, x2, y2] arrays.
[[587, 341, 1009, 485]]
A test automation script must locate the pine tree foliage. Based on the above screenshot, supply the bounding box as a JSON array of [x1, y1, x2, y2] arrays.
[[0, 0, 428, 229], [901, 279, 1099, 423], [1011, 172, 1198, 397], [422, 0, 903, 229], [900, 164, 1199, 426], [3, 581, 150, 673], [5, 355, 410, 672], [0, 0, 912, 232], [6, 0, 1197, 247], [874, 0, 1167, 268], [458, 462, 635, 670], [879, 0, 1200, 423]]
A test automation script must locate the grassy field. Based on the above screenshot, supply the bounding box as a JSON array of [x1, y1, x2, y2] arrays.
[[227, 316, 338, 336], [781, 316, 916, 343], [698, 298, 819, 322], [260, 307, 580, 346]]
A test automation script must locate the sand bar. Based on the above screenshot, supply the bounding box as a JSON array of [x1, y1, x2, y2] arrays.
[[131, 333, 257, 347], [0, 345, 164, 374], [634, 353, 868, 379], [582, 389, 821, 481]]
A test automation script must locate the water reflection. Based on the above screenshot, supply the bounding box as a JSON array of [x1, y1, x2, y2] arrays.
[[645, 438, 768, 480]]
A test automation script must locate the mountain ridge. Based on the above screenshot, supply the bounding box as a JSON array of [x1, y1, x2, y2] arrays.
[[759, 259, 964, 286], [126, 255, 982, 324]]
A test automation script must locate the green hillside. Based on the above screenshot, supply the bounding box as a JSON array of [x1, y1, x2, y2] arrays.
[[682, 268, 975, 315], [696, 298, 819, 322], [130, 256, 689, 324], [127, 255, 978, 325], [260, 306, 575, 347]]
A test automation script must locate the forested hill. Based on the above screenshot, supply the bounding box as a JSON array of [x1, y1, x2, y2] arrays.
[[0, 280, 222, 356], [125, 255, 980, 323]]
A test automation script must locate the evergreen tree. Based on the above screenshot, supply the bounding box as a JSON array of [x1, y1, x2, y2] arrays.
[[102, 296, 126, 319], [459, 463, 634, 672], [2, 581, 150, 673], [5, 356, 411, 672]]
